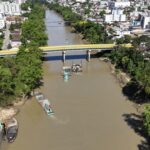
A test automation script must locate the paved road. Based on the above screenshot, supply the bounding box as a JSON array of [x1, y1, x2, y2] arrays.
[[2, 24, 10, 50]]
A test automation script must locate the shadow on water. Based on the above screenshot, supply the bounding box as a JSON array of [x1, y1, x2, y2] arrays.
[[123, 113, 150, 150], [91, 51, 111, 58], [122, 80, 149, 104]]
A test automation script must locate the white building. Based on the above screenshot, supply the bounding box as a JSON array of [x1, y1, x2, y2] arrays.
[[0, 2, 21, 16], [76, 0, 86, 2], [109, 0, 130, 9], [0, 14, 5, 29], [141, 15, 150, 29], [105, 8, 126, 23], [15, 0, 26, 5]]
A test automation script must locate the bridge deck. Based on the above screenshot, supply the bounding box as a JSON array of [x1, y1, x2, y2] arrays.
[[0, 44, 132, 56]]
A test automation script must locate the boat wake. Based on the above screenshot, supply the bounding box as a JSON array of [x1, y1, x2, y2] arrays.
[[50, 115, 69, 125]]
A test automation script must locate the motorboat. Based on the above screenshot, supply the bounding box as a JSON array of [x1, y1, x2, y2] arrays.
[[71, 64, 82, 73], [62, 66, 72, 75], [34, 92, 54, 116], [42, 99, 54, 116], [63, 70, 69, 82], [62, 66, 72, 81], [35, 93, 54, 116], [6, 118, 18, 143], [34, 92, 45, 101], [38, 99, 54, 116]]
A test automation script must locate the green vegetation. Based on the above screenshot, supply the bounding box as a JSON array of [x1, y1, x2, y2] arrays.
[[74, 21, 113, 43], [21, 2, 30, 11], [0, 34, 4, 50], [116, 35, 132, 44], [0, 1, 46, 106], [10, 23, 22, 31], [144, 105, 150, 136], [99, 10, 106, 18], [47, 3, 113, 44], [132, 35, 150, 51], [21, 4, 48, 46], [110, 41, 150, 137], [48, 3, 81, 25], [110, 46, 150, 96], [0, 44, 43, 106]]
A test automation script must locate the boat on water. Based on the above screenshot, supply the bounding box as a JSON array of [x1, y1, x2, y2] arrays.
[[6, 118, 18, 143], [71, 64, 82, 73], [62, 66, 72, 82], [62, 66, 72, 75], [35, 92, 54, 116]]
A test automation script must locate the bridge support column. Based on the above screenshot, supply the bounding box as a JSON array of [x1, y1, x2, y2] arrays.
[[87, 50, 91, 62], [62, 51, 66, 63]]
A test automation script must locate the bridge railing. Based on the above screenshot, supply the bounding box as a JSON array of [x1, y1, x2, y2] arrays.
[[0, 44, 132, 56]]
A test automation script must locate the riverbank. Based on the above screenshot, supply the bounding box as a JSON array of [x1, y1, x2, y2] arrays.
[[47, 2, 113, 44], [0, 108, 18, 122], [100, 58, 145, 114], [4, 8, 147, 150], [0, 97, 29, 122]]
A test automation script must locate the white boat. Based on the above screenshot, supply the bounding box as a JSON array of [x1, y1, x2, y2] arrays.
[[38, 99, 54, 116], [62, 66, 72, 82], [62, 66, 72, 75], [34, 92, 54, 116]]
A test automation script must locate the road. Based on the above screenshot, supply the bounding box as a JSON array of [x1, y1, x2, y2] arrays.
[[2, 24, 10, 50]]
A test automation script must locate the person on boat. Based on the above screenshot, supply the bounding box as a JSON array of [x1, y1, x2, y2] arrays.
[[1, 123, 6, 136], [0, 122, 2, 130], [2, 123, 6, 135], [0, 122, 6, 140]]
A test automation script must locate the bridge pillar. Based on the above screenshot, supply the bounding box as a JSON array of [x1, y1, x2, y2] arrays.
[[87, 50, 91, 62], [62, 51, 66, 62]]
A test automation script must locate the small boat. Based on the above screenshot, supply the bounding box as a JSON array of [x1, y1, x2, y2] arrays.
[[71, 64, 82, 73], [6, 118, 18, 143], [0, 122, 4, 142], [34, 92, 45, 101], [34, 92, 54, 116], [63, 71, 69, 82], [38, 99, 54, 116], [62, 66, 72, 75], [62, 66, 72, 81]]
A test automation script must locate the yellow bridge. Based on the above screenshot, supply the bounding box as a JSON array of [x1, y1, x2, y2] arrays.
[[0, 44, 132, 56]]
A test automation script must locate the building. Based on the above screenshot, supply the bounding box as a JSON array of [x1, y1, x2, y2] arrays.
[[15, 0, 27, 5], [10, 30, 21, 48], [141, 15, 150, 29], [0, 2, 21, 16], [109, 0, 130, 9], [105, 8, 126, 23], [0, 14, 5, 29]]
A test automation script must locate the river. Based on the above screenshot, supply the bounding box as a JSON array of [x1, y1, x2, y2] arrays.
[[4, 10, 144, 150]]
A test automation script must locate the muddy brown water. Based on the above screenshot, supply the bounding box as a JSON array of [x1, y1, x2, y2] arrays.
[[4, 10, 145, 150]]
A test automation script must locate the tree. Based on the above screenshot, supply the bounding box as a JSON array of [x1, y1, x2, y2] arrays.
[[116, 38, 124, 44], [144, 105, 150, 136], [15, 44, 43, 97], [21, 2, 31, 11], [124, 35, 131, 43], [132, 37, 141, 50], [0, 66, 14, 106], [21, 4, 48, 46], [99, 10, 106, 18]]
